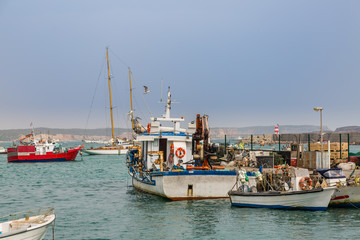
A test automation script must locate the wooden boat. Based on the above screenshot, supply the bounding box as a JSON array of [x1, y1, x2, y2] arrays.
[[126, 88, 237, 200], [229, 187, 336, 210], [228, 167, 336, 210], [317, 168, 360, 208], [7, 134, 80, 163], [0, 207, 55, 240], [83, 48, 135, 155]]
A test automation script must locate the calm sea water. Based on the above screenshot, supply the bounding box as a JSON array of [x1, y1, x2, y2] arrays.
[[0, 142, 359, 239]]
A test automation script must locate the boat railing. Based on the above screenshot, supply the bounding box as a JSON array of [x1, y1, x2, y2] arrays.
[[0, 207, 54, 223]]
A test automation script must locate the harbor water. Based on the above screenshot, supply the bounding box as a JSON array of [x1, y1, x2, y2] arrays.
[[0, 142, 360, 239]]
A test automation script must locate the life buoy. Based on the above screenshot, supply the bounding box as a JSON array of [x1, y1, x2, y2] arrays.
[[175, 147, 186, 158], [170, 144, 174, 153], [147, 123, 151, 133], [299, 177, 313, 190]]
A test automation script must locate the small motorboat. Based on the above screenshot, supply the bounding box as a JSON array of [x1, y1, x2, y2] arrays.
[[0, 207, 55, 240], [229, 187, 336, 211], [317, 168, 360, 208], [228, 167, 336, 210], [0, 147, 6, 155]]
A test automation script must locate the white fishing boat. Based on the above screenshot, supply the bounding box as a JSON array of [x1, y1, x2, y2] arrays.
[[229, 188, 336, 210], [0, 147, 6, 154], [317, 168, 360, 208], [83, 48, 136, 155], [228, 168, 336, 210], [0, 207, 55, 240], [126, 88, 237, 200], [0, 143, 7, 154]]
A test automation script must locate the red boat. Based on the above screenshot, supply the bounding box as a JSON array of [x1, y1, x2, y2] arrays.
[[7, 142, 81, 163]]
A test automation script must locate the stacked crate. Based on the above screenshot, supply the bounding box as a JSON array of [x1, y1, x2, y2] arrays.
[[309, 143, 348, 164]]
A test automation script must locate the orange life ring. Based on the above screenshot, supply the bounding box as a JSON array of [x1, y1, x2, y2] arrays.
[[170, 144, 174, 153], [175, 147, 186, 158], [147, 123, 151, 133], [299, 177, 313, 190]]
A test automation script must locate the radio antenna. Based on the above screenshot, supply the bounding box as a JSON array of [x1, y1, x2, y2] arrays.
[[160, 78, 163, 103]]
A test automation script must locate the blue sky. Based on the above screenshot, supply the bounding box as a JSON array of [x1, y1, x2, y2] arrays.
[[1, 1, 359, 130]]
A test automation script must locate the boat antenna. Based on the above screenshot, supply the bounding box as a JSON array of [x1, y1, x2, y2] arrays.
[[160, 78, 163, 103], [30, 122, 35, 142], [129, 67, 135, 135], [106, 47, 116, 147]]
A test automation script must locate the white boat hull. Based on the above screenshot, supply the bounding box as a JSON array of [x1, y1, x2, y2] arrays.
[[0, 214, 55, 240], [83, 148, 129, 155], [229, 187, 336, 211], [132, 170, 237, 200], [330, 185, 360, 207]]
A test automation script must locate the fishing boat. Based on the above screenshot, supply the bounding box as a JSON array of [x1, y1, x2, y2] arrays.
[[7, 133, 81, 163], [126, 88, 237, 200], [228, 167, 336, 210], [0, 146, 6, 154], [82, 48, 135, 155], [317, 168, 360, 208], [0, 207, 55, 240]]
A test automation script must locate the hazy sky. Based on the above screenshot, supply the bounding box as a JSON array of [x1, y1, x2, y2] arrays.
[[1, 0, 360, 130]]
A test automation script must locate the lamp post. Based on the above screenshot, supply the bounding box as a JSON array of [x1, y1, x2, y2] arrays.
[[314, 107, 323, 164]]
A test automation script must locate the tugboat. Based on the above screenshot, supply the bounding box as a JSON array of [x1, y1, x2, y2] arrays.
[[7, 133, 81, 163], [126, 88, 237, 200]]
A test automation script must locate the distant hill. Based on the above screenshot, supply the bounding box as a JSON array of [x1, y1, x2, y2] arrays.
[[0, 128, 131, 141], [0, 125, 340, 141], [335, 126, 360, 132]]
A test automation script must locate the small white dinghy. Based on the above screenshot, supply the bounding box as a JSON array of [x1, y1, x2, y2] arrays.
[[0, 207, 55, 240]]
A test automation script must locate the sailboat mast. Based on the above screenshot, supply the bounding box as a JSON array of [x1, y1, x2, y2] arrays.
[[106, 47, 116, 146], [128, 67, 134, 132]]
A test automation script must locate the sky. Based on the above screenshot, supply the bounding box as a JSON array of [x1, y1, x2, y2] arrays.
[[1, 0, 360, 131]]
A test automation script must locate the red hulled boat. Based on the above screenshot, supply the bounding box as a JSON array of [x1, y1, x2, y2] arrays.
[[7, 134, 81, 162]]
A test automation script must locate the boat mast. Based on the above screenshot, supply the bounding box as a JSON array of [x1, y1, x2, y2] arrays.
[[128, 67, 134, 133], [106, 47, 116, 146]]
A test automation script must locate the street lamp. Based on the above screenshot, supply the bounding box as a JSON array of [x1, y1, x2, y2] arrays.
[[314, 107, 324, 163]]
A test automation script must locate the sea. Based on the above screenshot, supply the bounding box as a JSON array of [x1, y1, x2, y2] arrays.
[[0, 141, 359, 239]]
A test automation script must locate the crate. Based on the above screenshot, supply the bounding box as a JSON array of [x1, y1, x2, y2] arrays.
[[309, 143, 348, 152], [301, 151, 330, 169]]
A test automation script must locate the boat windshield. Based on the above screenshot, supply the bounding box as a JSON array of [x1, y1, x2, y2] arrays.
[[317, 169, 345, 179]]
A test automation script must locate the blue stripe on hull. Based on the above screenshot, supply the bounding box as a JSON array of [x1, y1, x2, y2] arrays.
[[329, 202, 360, 208], [151, 170, 237, 177], [231, 203, 327, 211], [10, 158, 74, 163]]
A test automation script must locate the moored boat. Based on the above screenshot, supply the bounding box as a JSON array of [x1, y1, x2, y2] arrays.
[[317, 168, 360, 208], [126, 88, 237, 200], [228, 167, 336, 210], [82, 48, 136, 155], [229, 188, 336, 210], [0, 147, 6, 154], [7, 134, 81, 163], [0, 207, 55, 240]]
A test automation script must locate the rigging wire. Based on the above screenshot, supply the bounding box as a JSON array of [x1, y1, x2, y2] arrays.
[[84, 52, 106, 138], [131, 71, 153, 118], [109, 48, 129, 68], [108, 53, 132, 138], [108, 48, 153, 125]]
